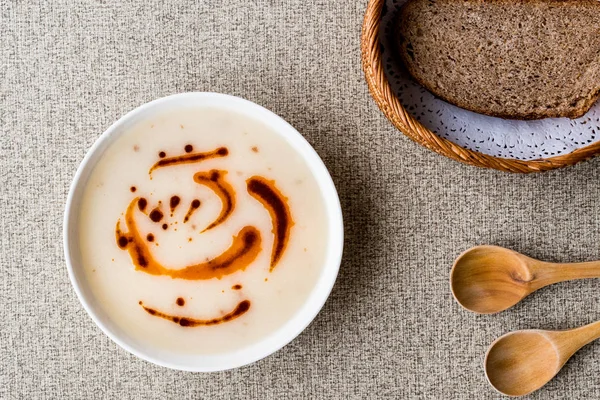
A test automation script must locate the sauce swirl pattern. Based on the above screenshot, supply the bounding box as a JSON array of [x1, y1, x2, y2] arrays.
[[115, 145, 293, 327]]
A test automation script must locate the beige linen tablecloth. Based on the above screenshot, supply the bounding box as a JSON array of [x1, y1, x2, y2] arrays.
[[2, 1, 600, 398]]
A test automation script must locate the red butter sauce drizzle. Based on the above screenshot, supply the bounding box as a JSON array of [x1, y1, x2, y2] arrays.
[[183, 199, 201, 223], [169, 196, 180, 215], [115, 197, 262, 280], [138, 198, 148, 212], [193, 170, 235, 232], [246, 176, 294, 271], [149, 207, 163, 222], [149, 147, 228, 174], [139, 300, 251, 327]]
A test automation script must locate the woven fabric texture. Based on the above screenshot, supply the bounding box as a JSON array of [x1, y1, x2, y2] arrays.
[[2, 1, 600, 398]]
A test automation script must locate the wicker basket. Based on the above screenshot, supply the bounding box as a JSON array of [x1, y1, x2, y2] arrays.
[[361, 0, 600, 173]]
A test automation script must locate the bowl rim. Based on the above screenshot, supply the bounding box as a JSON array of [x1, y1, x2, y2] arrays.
[[63, 92, 344, 372], [361, 0, 600, 173]]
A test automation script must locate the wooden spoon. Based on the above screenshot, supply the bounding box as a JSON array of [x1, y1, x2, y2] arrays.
[[450, 245, 600, 314], [485, 321, 600, 396]]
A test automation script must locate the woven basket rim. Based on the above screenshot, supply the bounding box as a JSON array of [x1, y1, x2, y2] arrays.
[[361, 0, 600, 173]]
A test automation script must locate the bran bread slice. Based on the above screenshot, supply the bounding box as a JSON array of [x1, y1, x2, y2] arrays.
[[396, 0, 600, 120]]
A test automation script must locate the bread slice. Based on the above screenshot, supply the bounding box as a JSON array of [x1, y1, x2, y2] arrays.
[[396, 0, 600, 119]]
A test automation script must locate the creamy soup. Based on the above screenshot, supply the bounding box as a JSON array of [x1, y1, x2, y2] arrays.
[[78, 107, 329, 355]]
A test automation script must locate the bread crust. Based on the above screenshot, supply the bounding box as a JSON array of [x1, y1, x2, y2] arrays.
[[396, 0, 600, 120]]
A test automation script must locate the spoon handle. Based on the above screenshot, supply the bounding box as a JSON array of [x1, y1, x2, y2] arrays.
[[530, 260, 600, 289], [550, 320, 600, 361]]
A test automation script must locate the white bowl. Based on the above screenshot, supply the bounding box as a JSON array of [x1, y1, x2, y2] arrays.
[[63, 92, 344, 372]]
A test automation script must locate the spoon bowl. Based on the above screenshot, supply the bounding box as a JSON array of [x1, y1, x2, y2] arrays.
[[450, 246, 535, 314], [485, 331, 560, 397], [485, 321, 600, 397]]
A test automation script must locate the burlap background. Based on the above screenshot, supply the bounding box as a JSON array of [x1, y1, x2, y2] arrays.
[[2, 1, 600, 398]]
